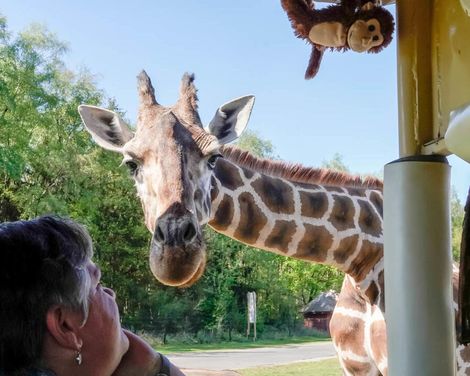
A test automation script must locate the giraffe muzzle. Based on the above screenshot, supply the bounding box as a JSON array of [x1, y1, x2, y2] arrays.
[[149, 212, 206, 286]]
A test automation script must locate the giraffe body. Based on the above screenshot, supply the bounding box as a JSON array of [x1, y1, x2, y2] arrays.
[[210, 154, 389, 374], [79, 71, 470, 374]]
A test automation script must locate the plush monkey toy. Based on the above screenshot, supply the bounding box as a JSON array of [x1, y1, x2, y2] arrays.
[[281, 0, 395, 79]]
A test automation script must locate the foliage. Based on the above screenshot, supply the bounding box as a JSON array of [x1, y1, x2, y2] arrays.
[[322, 153, 349, 172], [452, 188, 466, 261], [237, 130, 276, 159]]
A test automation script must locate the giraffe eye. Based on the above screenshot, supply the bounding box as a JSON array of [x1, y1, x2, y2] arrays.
[[368, 24, 375, 32], [207, 154, 222, 170], [125, 160, 139, 175]]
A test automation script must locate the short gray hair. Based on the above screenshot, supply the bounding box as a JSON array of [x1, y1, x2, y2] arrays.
[[0, 215, 94, 373]]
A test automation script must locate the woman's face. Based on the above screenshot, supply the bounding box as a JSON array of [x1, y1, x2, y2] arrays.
[[78, 260, 129, 375]]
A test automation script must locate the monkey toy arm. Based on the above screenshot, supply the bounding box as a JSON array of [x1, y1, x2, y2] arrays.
[[280, 0, 316, 40], [281, 0, 347, 79], [305, 46, 325, 79]]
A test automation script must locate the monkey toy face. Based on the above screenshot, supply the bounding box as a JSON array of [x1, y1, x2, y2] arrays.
[[347, 18, 384, 52]]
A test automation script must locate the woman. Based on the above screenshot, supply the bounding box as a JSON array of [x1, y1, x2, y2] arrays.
[[0, 215, 185, 376]]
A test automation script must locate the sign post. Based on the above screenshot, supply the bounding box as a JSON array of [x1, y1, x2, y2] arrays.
[[246, 291, 257, 341]]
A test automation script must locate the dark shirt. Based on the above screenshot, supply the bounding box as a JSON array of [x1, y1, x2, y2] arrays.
[[25, 369, 55, 376], [0, 369, 56, 376], [28, 370, 55, 376]]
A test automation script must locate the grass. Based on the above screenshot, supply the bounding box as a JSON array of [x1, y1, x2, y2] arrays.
[[145, 335, 331, 354], [238, 358, 342, 376]]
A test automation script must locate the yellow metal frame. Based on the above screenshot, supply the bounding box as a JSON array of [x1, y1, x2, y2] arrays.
[[397, 0, 470, 156]]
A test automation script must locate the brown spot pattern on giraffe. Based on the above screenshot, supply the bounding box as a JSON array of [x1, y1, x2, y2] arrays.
[[210, 176, 219, 201], [365, 281, 379, 304], [346, 187, 366, 197], [210, 194, 234, 231], [214, 159, 244, 191], [334, 235, 359, 264], [369, 190, 383, 218], [329, 195, 356, 231], [358, 200, 382, 237], [241, 166, 255, 179], [457, 345, 470, 373], [266, 220, 296, 252], [330, 314, 368, 357], [251, 176, 295, 214], [235, 192, 267, 244], [347, 240, 383, 282], [326, 186, 345, 193], [297, 224, 333, 262], [292, 182, 321, 190], [299, 191, 328, 218]]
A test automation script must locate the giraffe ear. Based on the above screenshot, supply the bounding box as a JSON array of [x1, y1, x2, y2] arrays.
[[207, 95, 255, 144], [78, 105, 134, 153]]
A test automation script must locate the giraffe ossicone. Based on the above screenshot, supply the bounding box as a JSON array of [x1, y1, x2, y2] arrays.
[[79, 70, 470, 375]]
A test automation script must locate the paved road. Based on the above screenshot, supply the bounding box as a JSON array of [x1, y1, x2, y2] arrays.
[[167, 341, 336, 371]]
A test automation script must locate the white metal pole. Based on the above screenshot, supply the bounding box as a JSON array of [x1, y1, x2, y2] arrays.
[[384, 156, 455, 375]]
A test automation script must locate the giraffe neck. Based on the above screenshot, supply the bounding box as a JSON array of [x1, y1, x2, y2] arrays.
[[208, 155, 384, 289]]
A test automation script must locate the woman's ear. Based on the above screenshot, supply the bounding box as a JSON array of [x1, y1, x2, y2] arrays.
[[45, 305, 84, 350]]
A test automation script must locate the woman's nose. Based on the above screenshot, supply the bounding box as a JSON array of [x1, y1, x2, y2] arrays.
[[103, 286, 116, 298]]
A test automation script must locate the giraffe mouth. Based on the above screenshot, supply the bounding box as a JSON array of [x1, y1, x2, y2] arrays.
[[149, 241, 207, 287]]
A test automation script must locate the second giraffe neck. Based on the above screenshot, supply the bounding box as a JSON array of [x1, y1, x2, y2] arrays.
[[208, 156, 384, 287]]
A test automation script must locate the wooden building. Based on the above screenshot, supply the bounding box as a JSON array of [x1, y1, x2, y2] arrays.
[[303, 290, 338, 335]]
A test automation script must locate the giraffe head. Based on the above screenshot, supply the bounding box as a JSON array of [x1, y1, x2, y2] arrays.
[[78, 71, 254, 287]]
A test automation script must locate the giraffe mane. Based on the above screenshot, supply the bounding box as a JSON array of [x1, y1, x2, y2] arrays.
[[221, 145, 383, 190]]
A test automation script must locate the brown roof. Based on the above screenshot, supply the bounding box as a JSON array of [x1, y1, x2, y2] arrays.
[[303, 290, 338, 314]]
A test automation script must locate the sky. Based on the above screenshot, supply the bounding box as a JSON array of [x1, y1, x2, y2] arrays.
[[1, 1, 469, 202]]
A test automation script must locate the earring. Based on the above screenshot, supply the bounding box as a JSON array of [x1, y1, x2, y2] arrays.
[[75, 350, 82, 366]]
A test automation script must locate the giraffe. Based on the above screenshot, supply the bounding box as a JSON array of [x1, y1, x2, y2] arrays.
[[78, 71, 470, 375]]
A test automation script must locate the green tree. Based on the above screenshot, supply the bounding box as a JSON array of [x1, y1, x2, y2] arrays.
[[0, 19, 102, 221], [236, 129, 276, 159], [451, 188, 466, 261], [322, 153, 349, 172]]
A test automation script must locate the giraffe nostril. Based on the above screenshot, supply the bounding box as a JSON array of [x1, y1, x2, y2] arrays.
[[155, 223, 165, 243], [183, 221, 197, 244]]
